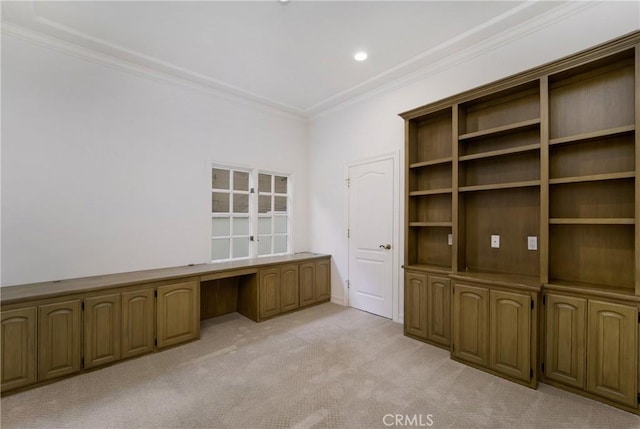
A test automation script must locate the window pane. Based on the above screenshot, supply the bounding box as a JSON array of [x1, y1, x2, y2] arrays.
[[233, 194, 249, 213], [211, 238, 230, 260], [274, 196, 287, 212], [212, 192, 229, 213], [212, 218, 230, 237], [274, 216, 287, 234], [233, 171, 249, 191], [212, 168, 230, 190], [258, 217, 271, 234], [258, 235, 272, 255], [259, 195, 272, 214], [233, 237, 249, 258], [233, 217, 249, 235], [259, 173, 272, 193], [275, 176, 288, 194], [273, 235, 287, 254]]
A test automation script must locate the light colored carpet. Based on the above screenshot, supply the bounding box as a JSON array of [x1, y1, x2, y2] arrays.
[[1, 303, 639, 428]]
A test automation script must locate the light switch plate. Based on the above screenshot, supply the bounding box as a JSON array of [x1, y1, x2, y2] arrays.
[[528, 236, 538, 251], [448, 234, 453, 246], [491, 235, 500, 248]]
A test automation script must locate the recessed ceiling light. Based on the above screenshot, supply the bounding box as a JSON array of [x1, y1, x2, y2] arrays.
[[354, 51, 368, 62]]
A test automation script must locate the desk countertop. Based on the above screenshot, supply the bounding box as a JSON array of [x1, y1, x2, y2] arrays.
[[1, 252, 330, 305]]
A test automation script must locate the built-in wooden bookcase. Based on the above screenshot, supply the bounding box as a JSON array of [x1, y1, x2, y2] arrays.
[[457, 81, 541, 279], [407, 108, 453, 269], [547, 47, 637, 293], [401, 32, 640, 413]]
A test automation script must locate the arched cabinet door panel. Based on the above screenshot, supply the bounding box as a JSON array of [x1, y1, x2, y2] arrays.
[[156, 280, 199, 349], [1, 307, 36, 392]]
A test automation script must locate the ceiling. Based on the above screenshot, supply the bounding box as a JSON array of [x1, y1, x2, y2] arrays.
[[2, 1, 572, 118]]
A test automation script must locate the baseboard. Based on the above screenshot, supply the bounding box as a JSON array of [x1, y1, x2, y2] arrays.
[[331, 295, 345, 306]]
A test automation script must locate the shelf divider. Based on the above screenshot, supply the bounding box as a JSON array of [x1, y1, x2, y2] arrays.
[[458, 180, 540, 192], [549, 124, 635, 146], [458, 118, 540, 141], [409, 157, 453, 169], [549, 218, 635, 225], [459, 143, 540, 162], [549, 171, 635, 185], [409, 222, 453, 227], [409, 188, 453, 196]]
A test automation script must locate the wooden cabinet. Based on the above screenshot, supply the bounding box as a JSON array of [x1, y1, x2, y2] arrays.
[[280, 264, 299, 313], [453, 281, 535, 385], [544, 293, 638, 408], [298, 258, 331, 309], [427, 275, 451, 346], [299, 262, 316, 307], [156, 280, 199, 349], [404, 271, 451, 347], [452, 283, 489, 366], [401, 32, 639, 412], [121, 288, 155, 359], [587, 300, 637, 407], [38, 300, 82, 381], [489, 289, 531, 382], [84, 293, 121, 369], [259, 268, 281, 319], [1, 307, 36, 392], [404, 272, 428, 339], [315, 258, 331, 302], [544, 294, 586, 389]]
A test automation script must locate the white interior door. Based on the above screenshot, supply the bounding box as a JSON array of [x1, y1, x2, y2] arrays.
[[348, 157, 394, 319]]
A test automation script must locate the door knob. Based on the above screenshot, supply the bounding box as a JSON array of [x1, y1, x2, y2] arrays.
[[379, 244, 391, 250]]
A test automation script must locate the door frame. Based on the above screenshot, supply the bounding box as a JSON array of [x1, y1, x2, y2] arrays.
[[345, 151, 401, 322]]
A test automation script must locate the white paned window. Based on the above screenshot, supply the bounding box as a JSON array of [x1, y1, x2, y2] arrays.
[[211, 166, 290, 262]]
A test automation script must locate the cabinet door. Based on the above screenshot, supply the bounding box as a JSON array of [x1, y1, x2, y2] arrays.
[[315, 259, 331, 302], [587, 300, 637, 407], [157, 280, 199, 349], [452, 283, 489, 366], [280, 264, 299, 313], [299, 262, 316, 307], [38, 300, 82, 381], [490, 290, 531, 382], [84, 294, 121, 369], [121, 288, 155, 359], [1, 307, 36, 392], [259, 268, 281, 319], [427, 275, 451, 346], [545, 294, 586, 389], [404, 272, 427, 339]]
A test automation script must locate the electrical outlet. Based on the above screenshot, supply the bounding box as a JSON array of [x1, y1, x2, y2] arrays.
[[448, 234, 453, 246], [528, 236, 538, 251], [491, 235, 500, 248]]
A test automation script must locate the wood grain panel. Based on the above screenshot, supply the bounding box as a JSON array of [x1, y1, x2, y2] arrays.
[[404, 272, 428, 339], [38, 300, 81, 381], [412, 109, 453, 162], [280, 264, 299, 313], [427, 275, 451, 346], [1, 307, 36, 392], [544, 294, 586, 389], [587, 300, 637, 407], [549, 224, 634, 289], [84, 294, 121, 369], [490, 289, 531, 381], [464, 188, 539, 276], [121, 288, 155, 359], [156, 281, 199, 349], [453, 283, 489, 366], [258, 268, 280, 319], [299, 262, 316, 307]]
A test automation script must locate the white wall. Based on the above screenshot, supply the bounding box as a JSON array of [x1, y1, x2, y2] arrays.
[[308, 2, 640, 322], [1, 33, 308, 286]]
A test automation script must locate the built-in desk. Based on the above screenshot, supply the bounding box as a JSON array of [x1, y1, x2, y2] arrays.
[[0, 252, 331, 395]]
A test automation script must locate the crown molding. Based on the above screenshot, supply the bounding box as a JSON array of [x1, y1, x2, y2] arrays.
[[307, 1, 599, 120], [1, 1, 621, 122], [1, 20, 308, 122]]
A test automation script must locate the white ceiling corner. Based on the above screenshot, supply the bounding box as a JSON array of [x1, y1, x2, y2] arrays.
[[1, 1, 601, 120]]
